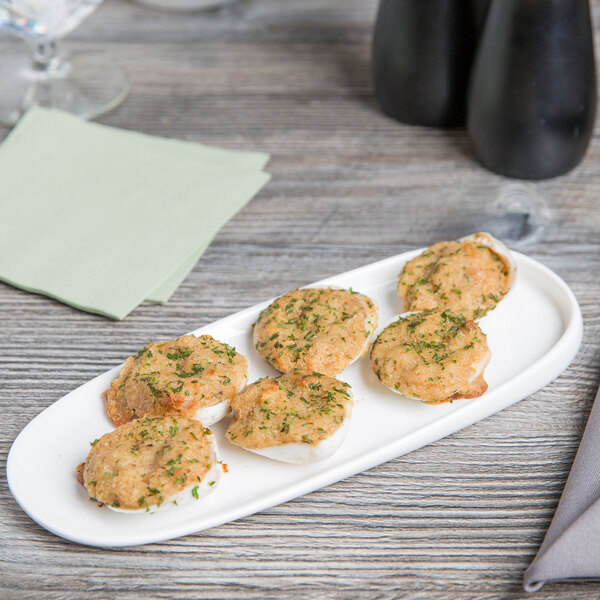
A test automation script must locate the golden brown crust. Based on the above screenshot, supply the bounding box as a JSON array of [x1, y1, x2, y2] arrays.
[[426, 374, 489, 405], [370, 310, 491, 404], [75, 462, 85, 486], [226, 371, 353, 449], [398, 240, 510, 320], [253, 288, 378, 376], [102, 334, 248, 426], [79, 416, 214, 511]]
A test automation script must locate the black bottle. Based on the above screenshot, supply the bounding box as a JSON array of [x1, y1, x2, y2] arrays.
[[372, 0, 481, 127], [468, 0, 597, 179]]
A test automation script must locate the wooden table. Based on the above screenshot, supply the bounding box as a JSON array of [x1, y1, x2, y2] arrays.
[[1, 1, 599, 598]]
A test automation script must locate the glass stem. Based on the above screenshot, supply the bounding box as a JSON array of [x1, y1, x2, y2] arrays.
[[31, 40, 61, 76]]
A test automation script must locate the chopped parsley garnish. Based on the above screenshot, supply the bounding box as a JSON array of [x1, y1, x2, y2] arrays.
[[167, 349, 194, 360]]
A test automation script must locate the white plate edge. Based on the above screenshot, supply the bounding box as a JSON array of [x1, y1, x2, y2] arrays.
[[6, 249, 583, 547]]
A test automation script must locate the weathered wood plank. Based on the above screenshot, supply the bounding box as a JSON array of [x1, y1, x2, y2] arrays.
[[1, 0, 600, 598]]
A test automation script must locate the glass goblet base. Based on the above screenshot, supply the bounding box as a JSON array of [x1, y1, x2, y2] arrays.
[[432, 182, 552, 250], [0, 49, 129, 126]]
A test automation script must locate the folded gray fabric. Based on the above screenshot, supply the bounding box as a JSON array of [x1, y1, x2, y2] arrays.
[[524, 384, 600, 591]]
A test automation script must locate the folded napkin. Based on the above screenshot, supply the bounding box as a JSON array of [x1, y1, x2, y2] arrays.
[[524, 384, 600, 591], [0, 108, 270, 318]]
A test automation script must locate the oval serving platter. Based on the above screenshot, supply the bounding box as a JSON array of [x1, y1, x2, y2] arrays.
[[7, 248, 582, 548]]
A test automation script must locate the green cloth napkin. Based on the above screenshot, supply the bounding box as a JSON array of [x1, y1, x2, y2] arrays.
[[0, 107, 270, 319]]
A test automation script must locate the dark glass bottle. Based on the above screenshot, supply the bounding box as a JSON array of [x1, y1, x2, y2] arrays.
[[468, 0, 597, 179], [372, 0, 480, 127]]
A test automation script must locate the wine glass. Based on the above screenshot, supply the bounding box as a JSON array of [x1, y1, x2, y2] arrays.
[[0, 0, 128, 126], [132, 0, 238, 9], [428, 180, 552, 251]]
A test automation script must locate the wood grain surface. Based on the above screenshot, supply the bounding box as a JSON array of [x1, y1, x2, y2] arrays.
[[1, 0, 600, 598]]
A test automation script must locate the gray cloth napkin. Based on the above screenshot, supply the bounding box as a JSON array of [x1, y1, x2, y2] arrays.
[[524, 384, 600, 591]]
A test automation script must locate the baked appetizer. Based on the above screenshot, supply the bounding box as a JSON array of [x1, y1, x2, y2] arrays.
[[226, 370, 353, 463], [370, 310, 491, 404], [398, 232, 516, 320], [103, 334, 247, 427], [77, 416, 219, 513], [253, 287, 378, 376]]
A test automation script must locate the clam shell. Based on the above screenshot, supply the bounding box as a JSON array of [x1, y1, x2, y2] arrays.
[[371, 311, 492, 403], [244, 396, 353, 464], [260, 285, 379, 375], [194, 377, 247, 427], [107, 431, 220, 514], [459, 231, 517, 302]]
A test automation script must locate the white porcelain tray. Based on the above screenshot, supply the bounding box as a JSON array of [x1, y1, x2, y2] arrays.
[[7, 249, 582, 548]]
